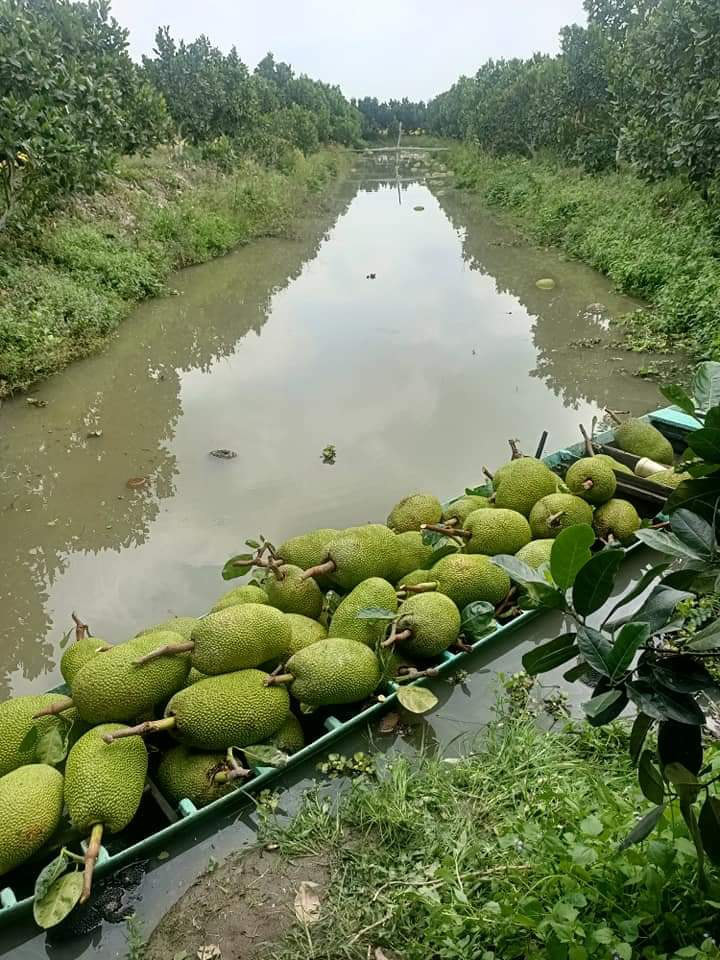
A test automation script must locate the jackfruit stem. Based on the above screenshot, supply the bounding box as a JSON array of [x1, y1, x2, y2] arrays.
[[396, 666, 440, 681], [421, 522, 470, 540], [579, 423, 594, 457], [102, 716, 177, 743], [300, 559, 336, 581], [265, 673, 294, 686], [482, 466, 494, 482], [33, 696, 74, 718], [72, 611, 90, 642], [382, 628, 412, 648], [582, 479, 594, 490], [397, 581, 439, 596], [604, 407, 627, 425], [452, 640, 473, 653], [547, 511, 566, 528], [213, 753, 251, 783], [133, 640, 195, 666], [81, 823, 104, 904], [508, 439, 524, 460]]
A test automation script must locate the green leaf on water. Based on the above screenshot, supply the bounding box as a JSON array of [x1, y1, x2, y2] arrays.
[[33, 870, 83, 929], [550, 524, 595, 590], [34, 850, 70, 904], [397, 686, 438, 714], [356, 607, 397, 621]]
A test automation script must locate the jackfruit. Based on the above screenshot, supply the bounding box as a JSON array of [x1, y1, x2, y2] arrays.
[[136, 617, 198, 642], [515, 539, 554, 570], [184, 667, 207, 687], [210, 585, 268, 613], [431, 554, 510, 608], [265, 564, 323, 619], [494, 459, 558, 516], [387, 493, 442, 532], [267, 713, 305, 753], [156, 745, 235, 809], [463, 508, 532, 555], [286, 613, 327, 655], [162, 670, 290, 750], [442, 495, 492, 526], [492, 457, 537, 489], [614, 418, 674, 465], [565, 457, 617, 505], [0, 694, 80, 777], [648, 468, 690, 489], [71, 631, 190, 724], [277, 529, 338, 570], [273, 638, 381, 706], [305, 525, 400, 590], [329, 578, 398, 647], [529, 494, 593, 539], [188, 603, 291, 675], [65, 724, 148, 835], [594, 454, 633, 476], [593, 498, 641, 544], [61, 635, 111, 685], [0, 765, 64, 876], [394, 593, 461, 658], [393, 531, 435, 581], [397, 568, 438, 590]]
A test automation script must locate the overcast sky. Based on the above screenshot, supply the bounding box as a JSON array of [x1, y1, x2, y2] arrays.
[[111, 0, 587, 101]]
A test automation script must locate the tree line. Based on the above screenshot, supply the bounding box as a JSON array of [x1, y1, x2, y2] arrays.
[[426, 0, 720, 189], [0, 0, 362, 230], [351, 98, 428, 139]]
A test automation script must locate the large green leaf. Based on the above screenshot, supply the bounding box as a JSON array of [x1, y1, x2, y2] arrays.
[[687, 427, 720, 463], [33, 871, 83, 929], [221, 555, 254, 580], [670, 509, 715, 557], [618, 805, 665, 851], [657, 720, 702, 775], [550, 524, 594, 590], [633, 528, 706, 561], [572, 549, 624, 617], [692, 363, 720, 413], [666, 477, 720, 515], [582, 687, 627, 726], [638, 749, 665, 804], [576, 625, 614, 676], [614, 585, 692, 636], [699, 797, 720, 866], [607, 622, 650, 680], [629, 713, 653, 765], [626, 679, 705, 725], [397, 686, 438, 714], [688, 617, 720, 652], [460, 601, 497, 643], [491, 554, 546, 586], [660, 384, 698, 419], [651, 656, 718, 695], [522, 633, 578, 675]]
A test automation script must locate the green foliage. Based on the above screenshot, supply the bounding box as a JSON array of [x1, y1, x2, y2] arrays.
[[352, 96, 428, 139]]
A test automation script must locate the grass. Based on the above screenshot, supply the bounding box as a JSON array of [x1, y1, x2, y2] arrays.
[[265, 696, 720, 960], [447, 146, 720, 360], [0, 145, 347, 397]]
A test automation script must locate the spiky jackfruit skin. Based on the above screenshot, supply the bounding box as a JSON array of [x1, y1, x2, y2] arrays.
[[72, 632, 190, 724], [396, 593, 461, 658], [265, 564, 323, 619], [61, 636, 111, 685], [166, 670, 290, 750], [277, 529, 338, 570], [286, 614, 327, 655], [0, 695, 76, 777], [492, 457, 538, 490], [650, 468, 690, 489], [267, 713, 305, 754], [184, 667, 208, 687], [397, 568, 438, 589], [431, 554, 510, 609], [614, 419, 674, 465], [0, 765, 64, 876], [464, 508, 532, 556], [324, 526, 400, 590], [442, 495, 492, 525], [136, 617, 198, 642], [190, 604, 291, 675], [65, 724, 147, 835], [392, 531, 435, 581], [387, 493, 442, 533], [210, 585, 268, 614], [156, 745, 234, 809], [285, 639, 381, 706], [329, 578, 398, 647], [529, 494, 594, 539], [494, 459, 558, 516], [565, 458, 617, 505], [594, 454, 633, 476], [593, 499, 641, 544], [515, 539, 554, 570]]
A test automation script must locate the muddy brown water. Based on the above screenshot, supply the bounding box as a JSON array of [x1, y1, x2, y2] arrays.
[[0, 152, 669, 956]]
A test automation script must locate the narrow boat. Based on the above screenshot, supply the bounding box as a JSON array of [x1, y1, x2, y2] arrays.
[[0, 405, 700, 926]]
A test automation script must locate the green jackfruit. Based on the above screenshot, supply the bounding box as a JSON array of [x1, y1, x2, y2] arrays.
[[267, 713, 305, 753], [431, 554, 510, 609], [593, 498, 641, 545], [0, 765, 64, 876], [614, 418, 674, 465], [442, 495, 492, 526], [515, 539, 554, 570], [492, 457, 536, 489], [395, 593, 461, 658], [277, 529, 338, 570], [594, 454, 633, 476], [136, 617, 198, 642], [280, 638, 381, 706], [189, 603, 291, 675], [529, 494, 593, 539], [156, 746, 235, 809], [393, 531, 435, 581], [65, 724, 147, 834], [184, 667, 208, 687], [286, 614, 327, 655], [463, 508, 532, 555], [329, 578, 398, 647], [210, 585, 268, 613], [387, 493, 442, 532], [165, 670, 290, 750], [649, 468, 690, 489], [0, 694, 81, 777], [61, 636, 112, 686], [315, 526, 400, 590], [71, 631, 190, 724], [265, 564, 323, 619], [494, 459, 558, 516], [565, 457, 617, 505], [397, 568, 438, 589]]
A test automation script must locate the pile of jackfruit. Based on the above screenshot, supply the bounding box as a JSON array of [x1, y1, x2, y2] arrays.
[[0, 416, 678, 903]]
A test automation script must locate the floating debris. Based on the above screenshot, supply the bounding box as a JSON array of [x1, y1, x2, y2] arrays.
[[366, 272, 376, 279], [126, 476, 148, 489], [321, 443, 336, 464], [26, 397, 47, 407], [86, 430, 103, 439], [209, 449, 237, 459], [535, 278, 555, 290]]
